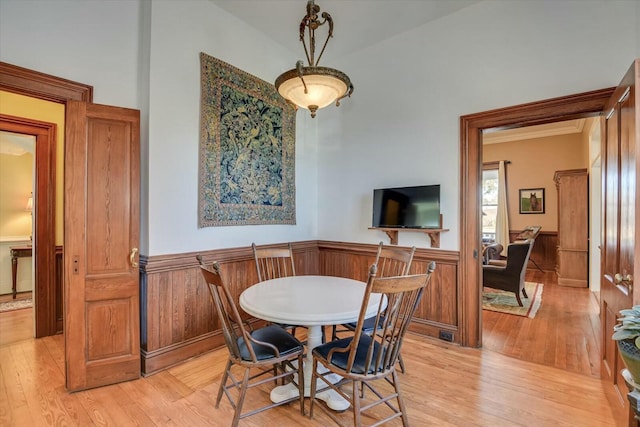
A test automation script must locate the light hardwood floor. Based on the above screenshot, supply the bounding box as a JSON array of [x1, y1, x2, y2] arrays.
[[482, 270, 602, 378], [0, 275, 615, 426]]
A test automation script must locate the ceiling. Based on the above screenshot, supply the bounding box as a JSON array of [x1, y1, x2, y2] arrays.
[[209, 1, 592, 145], [0, 131, 35, 156], [209, 0, 481, 59]]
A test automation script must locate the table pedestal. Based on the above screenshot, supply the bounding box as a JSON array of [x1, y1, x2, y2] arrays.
[[270, 324, 350, 411]]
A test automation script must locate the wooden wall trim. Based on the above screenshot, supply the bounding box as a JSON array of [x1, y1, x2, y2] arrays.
[[0, 61, 93, 103], [142, 332, 225, 376], [316, 240, 460, 263], [141, 240, 320, 273]]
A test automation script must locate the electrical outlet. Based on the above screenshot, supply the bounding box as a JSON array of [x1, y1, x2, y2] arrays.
[[439, 330, 453, 342]]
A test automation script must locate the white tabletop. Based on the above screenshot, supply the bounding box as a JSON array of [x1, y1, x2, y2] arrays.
[[239, 275, 381, 327]]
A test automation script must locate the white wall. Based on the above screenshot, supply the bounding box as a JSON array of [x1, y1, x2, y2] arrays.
[[0, 0, 319, 257], [1, 0, 638, 257], [146, 0, 318, 255], [316, 0, 638, 250], [0, 0, 141, 109]]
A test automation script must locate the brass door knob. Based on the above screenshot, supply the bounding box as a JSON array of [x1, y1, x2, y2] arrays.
[[129, 247, 139, 268]]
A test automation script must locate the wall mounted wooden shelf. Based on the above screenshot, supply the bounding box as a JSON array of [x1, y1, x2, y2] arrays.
[[370, 214, 448, 248], [369, 227, 449, 248]]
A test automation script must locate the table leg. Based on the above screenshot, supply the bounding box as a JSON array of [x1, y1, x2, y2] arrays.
[[11, 253, 18, 299], [269, 325, 350, 411]]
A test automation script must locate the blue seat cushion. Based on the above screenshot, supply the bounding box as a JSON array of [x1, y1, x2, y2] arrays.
[[312, 334, 384, 374], [344, 316, 383, 334], [238, 325, 303, 361]]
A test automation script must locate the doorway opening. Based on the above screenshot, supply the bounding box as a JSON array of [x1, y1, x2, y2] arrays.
[[479, 118, 600, 376], [0, 130, 35, 344], [458, 87, 614, 358], [0, 62, 93, 380]]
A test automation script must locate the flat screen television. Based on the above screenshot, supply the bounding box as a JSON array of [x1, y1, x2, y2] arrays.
[[372, 185, 441, 229]]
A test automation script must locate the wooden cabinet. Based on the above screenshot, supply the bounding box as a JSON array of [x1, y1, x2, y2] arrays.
[[554, 169, 588, 287]]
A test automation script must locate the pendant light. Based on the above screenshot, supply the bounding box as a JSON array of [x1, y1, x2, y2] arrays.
[[275, 0, 354, 118]]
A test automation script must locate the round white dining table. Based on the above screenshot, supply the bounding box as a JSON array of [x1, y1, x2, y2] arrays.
[[239, 275, 383, 411]]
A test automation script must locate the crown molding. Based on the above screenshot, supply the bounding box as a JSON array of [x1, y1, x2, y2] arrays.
[[483, 119, 586, 145]]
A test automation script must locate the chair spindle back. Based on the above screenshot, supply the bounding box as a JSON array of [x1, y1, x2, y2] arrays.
[[199, 263, 259, 362], [345, 261, 436, 375], [374, 242, 416, 278], [252, 243, 296, 281]]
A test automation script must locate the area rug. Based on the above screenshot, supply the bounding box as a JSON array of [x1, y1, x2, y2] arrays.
[[0, 298, 32, 313], [482, 282, 543, 318]]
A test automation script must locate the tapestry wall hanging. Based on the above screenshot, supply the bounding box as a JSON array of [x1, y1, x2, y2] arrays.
[[198, 52, 296, 227]]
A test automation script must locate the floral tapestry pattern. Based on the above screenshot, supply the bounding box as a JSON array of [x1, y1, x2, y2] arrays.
[[199, 53, 296, 227]]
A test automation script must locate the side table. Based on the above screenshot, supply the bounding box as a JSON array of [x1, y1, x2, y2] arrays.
[[10, 245, 32, 299]]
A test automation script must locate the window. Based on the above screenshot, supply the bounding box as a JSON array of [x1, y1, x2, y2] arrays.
[[482, 168, 499, 242]]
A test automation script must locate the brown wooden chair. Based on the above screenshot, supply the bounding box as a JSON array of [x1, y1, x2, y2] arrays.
[[331, 242, 415, 372], [309, 262, 436, 426], [198, 262, 305, 426]]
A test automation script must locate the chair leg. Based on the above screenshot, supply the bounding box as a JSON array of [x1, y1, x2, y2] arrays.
[[398, 352, 406, 374], [391, 369, 409, 427], [216, 358, 232, 408], [232, 367, 251, 427], [309, 358, 319, 419], [274, 365, 279, 386], [296, 354, 305, 416], [352, 379, 362, 427], [515, 292, 524, 307]]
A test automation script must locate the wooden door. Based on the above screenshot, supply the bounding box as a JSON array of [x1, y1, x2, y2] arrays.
[[64, 101, 140, 391], [601, 59, 639, 426]]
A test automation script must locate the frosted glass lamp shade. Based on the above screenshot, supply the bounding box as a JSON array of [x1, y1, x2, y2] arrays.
[[275, 66, 352, 118]]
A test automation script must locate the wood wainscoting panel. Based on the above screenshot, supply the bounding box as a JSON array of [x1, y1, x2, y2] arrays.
[[140, 241, 320, 375], [317, 241, 461, 342], [140, 240, 460, 375]]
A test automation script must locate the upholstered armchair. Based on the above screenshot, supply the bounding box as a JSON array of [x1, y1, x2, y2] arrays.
[[482, 239, 533, 306], [482, 243, 504, 265]]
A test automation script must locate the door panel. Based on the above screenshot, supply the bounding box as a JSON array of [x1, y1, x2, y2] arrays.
[[64, 101, 140, 391], [601, 60, 638, 426]]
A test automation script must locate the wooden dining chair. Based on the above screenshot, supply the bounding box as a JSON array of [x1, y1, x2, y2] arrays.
[[331, 242, 415, 372], [252, 242, 297, 282], [310, 262, 436, 427], [252, 242, 324, 342], [198, 262, 305, 427]]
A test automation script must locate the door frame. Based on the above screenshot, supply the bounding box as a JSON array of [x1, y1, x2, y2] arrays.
[[0, 62, 93, 337], [459, 87, 614, 347], [0, 114, 56, 337]]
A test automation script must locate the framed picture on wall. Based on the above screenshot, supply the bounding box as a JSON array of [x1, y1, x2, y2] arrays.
[[519, 188, 545, 214]]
